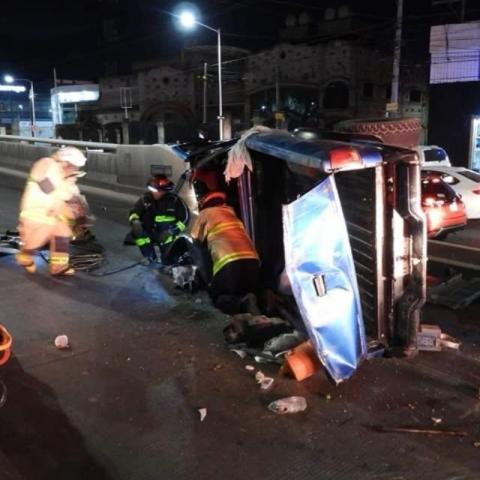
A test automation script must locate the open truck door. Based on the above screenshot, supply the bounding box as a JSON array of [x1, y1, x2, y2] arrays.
[[283, 176, 366, 383]]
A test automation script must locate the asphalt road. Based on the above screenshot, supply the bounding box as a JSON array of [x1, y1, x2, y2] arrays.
[[1, 175, 480, 480]]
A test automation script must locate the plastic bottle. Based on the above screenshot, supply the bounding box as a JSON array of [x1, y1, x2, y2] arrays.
[[268, 396, 307, 414]]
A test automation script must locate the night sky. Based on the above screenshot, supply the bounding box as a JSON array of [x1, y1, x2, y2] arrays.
[[1, 0, 478, 84]]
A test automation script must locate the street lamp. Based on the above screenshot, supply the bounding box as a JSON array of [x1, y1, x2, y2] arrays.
[[4, 74, 36, 137], [177, 9, 224, 141]]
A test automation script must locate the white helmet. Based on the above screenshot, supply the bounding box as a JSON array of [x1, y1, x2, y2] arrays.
[[55, 146, 87, 167]]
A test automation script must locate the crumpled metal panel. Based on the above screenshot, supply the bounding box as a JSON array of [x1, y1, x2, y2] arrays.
[[283, 176, 367, 383]]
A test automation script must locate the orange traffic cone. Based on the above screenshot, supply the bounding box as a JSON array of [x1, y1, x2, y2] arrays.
[[283, 340, 322, 381], [0, 325, 12, 367]]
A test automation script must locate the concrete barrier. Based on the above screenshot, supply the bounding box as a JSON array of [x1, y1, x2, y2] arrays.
[[0, 135, 198, 214]]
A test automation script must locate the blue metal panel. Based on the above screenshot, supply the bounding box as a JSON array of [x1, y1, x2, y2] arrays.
[[283, 176, 367, 383], [246, 131, 382, 173]]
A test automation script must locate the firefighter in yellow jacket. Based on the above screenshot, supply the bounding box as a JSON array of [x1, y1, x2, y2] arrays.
[[16, 146, 87, 276], [190, 181, 259, 300]]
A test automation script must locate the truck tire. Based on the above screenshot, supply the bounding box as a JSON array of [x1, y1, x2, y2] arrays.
[[334, 117, 422, 148]]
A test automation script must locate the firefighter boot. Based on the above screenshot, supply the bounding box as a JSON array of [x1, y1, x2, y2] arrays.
[[50, 236, 74, 276], [16, 250, 36, 274]]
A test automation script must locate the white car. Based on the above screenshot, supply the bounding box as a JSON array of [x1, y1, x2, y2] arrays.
[[421, 166, 480, 219], [416, 145, 451, 167]]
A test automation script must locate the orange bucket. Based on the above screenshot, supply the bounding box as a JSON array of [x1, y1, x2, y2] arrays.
[[0, 325, 12, 367], [283, 340, 322, 381]]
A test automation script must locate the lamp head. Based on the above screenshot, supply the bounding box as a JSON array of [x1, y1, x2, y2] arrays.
[[179, 11, 196, 28]]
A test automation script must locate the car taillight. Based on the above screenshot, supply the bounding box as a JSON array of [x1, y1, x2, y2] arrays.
[[422, 196, 445, 207], [329, 147, 362, 171], [472, 187, 480, 195]]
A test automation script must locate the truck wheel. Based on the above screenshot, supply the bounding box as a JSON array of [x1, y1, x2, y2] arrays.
[[334, 117, 423, 148]]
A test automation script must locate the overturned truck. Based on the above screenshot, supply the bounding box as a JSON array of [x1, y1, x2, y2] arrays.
[[175, 118, 427, 383]]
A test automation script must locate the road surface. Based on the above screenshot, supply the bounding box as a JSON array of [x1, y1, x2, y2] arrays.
[[1, 174, 480, 480]]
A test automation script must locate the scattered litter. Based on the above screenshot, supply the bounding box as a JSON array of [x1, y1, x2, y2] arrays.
[[367, 340, 386, 359], [194, 298, 202, 304], [428, 274, 480, 310], [0, 379, 7, 408], [172, 265, 198, 290], [431, 417, 443, 425], [245, 365, 255, 372], [325, 394, 332, 401], [255, 371, 274, 390], [224, 314, 292, 347], [372, 425, 467, 437], [198, 408, 207, 422], [417, 325, 461, 352], [259, 377, 274, 390], [417, 325, 442, 351], [268, 396, 307, 414], [440, 333, 461, 350], [231, 349, 247, 359], [54, 335, 70, 350], [474, 441, 480, 448], [263, 331, 306, 356], [283, 341, 322, 381]]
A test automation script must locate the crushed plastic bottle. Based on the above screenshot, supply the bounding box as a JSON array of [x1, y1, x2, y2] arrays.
[[268, 396, 307, 414]]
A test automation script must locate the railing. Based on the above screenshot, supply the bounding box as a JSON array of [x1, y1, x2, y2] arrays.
[[0, 135, 118, 151]]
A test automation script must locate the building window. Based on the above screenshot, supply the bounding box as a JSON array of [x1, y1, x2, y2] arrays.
[[363, 83, 374, 98], [409, 89, 422, 103], [323, 81, 349, 109]]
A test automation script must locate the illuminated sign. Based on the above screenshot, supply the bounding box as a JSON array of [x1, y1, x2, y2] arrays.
[[0, 84, 26, 93], [57, 89, 99, 103], [51, 84, 100, 104]]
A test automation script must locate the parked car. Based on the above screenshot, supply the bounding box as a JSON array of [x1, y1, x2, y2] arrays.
[[174, 121, 427, 383], [422, 166, 480, 219], [421, 172, 467, 238], [416, 145, 451, 167]]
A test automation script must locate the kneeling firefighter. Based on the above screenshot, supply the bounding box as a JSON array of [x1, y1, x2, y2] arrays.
[[128, 174, 190, 264], [190, 179, 260, 302], [16, 146, 88, 276]]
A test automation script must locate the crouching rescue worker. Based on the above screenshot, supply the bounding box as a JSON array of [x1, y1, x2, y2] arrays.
[[16, 146, 88, 276], [128, 174, 190, 264], [190, 181, 260, 307]]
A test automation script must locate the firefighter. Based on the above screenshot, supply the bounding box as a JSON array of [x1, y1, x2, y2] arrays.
[[128, 174, 189, 264], [16, 146, 87, 276], [190, 180, 260, 302]]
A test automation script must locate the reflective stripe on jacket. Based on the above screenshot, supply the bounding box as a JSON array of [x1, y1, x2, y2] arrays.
[[190, 205, 259, 276]]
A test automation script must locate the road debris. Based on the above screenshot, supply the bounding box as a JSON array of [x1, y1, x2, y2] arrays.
[[223, 314, 292, 347], [474, 441, 480, 448], [54, 334, 70, 350], [198, 408, 207, 422], [255, 371, 274, 390], [245, 365, 255, 371], [428, 274, 480, 310], [0, 379, 7, 408], [231, 349, 247, 359], [268, 396, 307, 414], [282, 341, 322, 381], [417, 325, 461, 352], [372, 426, 467, 437], [431, 417, 443, 425]]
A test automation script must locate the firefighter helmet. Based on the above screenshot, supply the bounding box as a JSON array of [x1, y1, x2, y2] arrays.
[[147, 174, 175, 193], [55, 146, 87, 167]]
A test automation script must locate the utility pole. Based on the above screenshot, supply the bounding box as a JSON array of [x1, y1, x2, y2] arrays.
[[202, 62, 208, 125], [388, 0, 404, 118]]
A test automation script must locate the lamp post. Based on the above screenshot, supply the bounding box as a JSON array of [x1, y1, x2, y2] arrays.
[[4, 75, 36, 137], [178, 11, 224, 141]]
